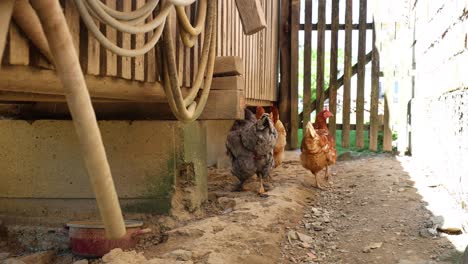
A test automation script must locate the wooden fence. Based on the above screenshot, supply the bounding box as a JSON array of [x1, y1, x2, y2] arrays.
[[280, 0, 393, 151]]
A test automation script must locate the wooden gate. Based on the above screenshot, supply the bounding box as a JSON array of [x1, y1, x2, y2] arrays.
[[279, 0, 393, 152]]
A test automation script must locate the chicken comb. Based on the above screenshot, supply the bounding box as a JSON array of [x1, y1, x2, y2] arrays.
[[256, 106, 266, 119]]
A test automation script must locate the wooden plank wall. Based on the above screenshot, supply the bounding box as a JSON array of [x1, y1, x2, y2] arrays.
[[2, 0, 280, 105], [286, 0, 392, 151], [217, 0, 279, 105]]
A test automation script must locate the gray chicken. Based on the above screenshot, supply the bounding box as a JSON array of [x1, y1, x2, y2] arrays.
[[226, 109, 278, 195]]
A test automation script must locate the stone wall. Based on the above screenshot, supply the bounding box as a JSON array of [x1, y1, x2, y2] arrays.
[[411, 88, 468, 206]]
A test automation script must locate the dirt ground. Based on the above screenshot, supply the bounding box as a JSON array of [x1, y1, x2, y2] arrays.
[[1, 151, 467, 264]]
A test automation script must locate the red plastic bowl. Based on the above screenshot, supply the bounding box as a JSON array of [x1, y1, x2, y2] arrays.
[[66, 220, 150, 257]]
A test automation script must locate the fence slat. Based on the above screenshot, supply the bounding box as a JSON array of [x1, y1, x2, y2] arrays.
[[329, 0, 339, 137], [369, 21, 380, 151], [316, 0, 326, 112], [356, 0, 367, 148], [342, 0, 352, 148], [290, 0, 300, 148], [303, 0, 312, 125]]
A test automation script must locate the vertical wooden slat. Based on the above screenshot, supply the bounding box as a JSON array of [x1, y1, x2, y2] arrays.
[[316, 0, 326, 112], [369, 21, 380, 151], [87, 17, 100, 75], [134, 0, 145, 81], [383, 90, 392, 151], [105, 0, 117, 76], [8, 22, 29, 65], [303, 0, 312, 125], [222, 0, 227, 56], [146, 12, 156, 82], [342, 0, 353, 148], [121, 0, 132, 79], [329, 0, 339, 137], [290, 0, 300, 149], [356, 0, 367, 148], [64, 1, 80, 56], [279, 0, 292, 148]]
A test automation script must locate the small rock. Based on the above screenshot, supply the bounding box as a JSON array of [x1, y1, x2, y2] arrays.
[[304, 223, 311, 230], [398, 188, 405, 192], [73, 260, 88, 264], [325, 228, 336, 234], [168, 249, 192, 261], [217, 197, 236, 211], [287, 230, 298, 243], [304, 214, 311, 218], [369, 242, 383, 249], [322, 217, 331, 223], [299, 242, 311, 249], [362, 247, 372, 253], [296, 232, 314, 244]]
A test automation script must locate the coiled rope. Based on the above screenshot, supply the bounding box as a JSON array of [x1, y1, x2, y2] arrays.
[[74, 0, 215, 121]]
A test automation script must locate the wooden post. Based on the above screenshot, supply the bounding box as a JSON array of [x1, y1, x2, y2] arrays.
[[0, 0, 15, 68], [303, 0, 312, 126], [356, 0, 367, 148], [30, 0, 126, 239], [279, 0, 292, 149], [369, 21, 380, 151], [329, 0, 339, 137], [290, 0, 300, 149], [342, 0, 352, 148], [316, 0, 326, 112]]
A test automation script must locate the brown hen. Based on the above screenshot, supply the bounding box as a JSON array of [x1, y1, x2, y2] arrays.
[[300, 109, 336, 189]]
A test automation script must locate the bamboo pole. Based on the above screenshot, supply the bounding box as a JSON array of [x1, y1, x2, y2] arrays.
[[30, 0, 126, 239]]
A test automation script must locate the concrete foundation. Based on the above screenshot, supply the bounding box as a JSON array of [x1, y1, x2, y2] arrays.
[[203, 120, 234, 167], [0, 120, 207, 218]]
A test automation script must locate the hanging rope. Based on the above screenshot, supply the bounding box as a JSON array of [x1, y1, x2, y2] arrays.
[[74, 0, 215, 121]]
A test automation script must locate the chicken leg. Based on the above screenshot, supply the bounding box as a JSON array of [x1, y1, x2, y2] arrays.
[[312, 172, 326, 190]]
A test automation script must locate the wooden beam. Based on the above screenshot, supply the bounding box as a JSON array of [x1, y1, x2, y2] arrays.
[[316, 0, 326, 112], [355, 0, 367, 148], [0, 66, 173, 102], [303, 0, 312, 126], [369, 22, 380, 151], [0, 91, 122, 103], [235, 0, 267, 35], [134, 0, 145, 81], [328, 0, 339, 137], [199, 90, 245, 119], [213, 56, 244, 77], [279, 0, 292, 149], [290, 0, 300, 149], [342, 0, 352, 148], [0, 0, 15, 68], [211, 75, 244, 90], [298, 22, 374, 31]]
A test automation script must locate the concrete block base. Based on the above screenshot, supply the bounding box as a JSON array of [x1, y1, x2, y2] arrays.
[[0, 120, 207, 219]]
